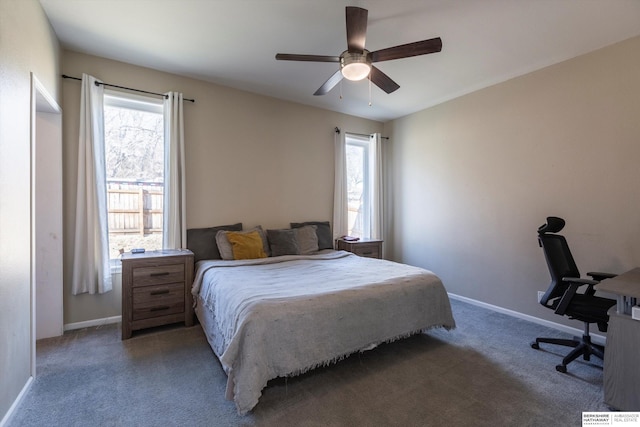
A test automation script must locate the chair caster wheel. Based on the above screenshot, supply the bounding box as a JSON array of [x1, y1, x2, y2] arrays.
[[531, 342, 539, 350], [556, 364, 567, 373]]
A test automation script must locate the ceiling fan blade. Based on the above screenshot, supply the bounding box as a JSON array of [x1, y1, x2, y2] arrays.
[[371, 37, 442, 62], [314, 70, 343, 96], [369, 66, 400, 94], [276, 53, 340, 62], [346, 6, 368, 53]]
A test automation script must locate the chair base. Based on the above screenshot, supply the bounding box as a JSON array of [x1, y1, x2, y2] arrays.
[[531, 333, 604, 373]]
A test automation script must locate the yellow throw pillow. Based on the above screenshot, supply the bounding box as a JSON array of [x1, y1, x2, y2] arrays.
[[227, 230, 267, 260]]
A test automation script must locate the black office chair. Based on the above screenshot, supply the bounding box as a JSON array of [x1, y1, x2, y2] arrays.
[[531, 217, 617, 373]]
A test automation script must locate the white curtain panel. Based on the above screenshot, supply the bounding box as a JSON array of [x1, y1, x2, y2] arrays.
[[332, 130, 348, 241], [163, 92, 187, 249], [71, 74, 112, 295], [370, 133, 384, 241]]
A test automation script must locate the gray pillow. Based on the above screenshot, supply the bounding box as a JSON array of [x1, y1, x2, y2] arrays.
[[186, 223, 242, 262], [216, 226, 270, 260], [294, 225, 318, 254], [267, 228, 300, 257], [290, 221, 332, 249]]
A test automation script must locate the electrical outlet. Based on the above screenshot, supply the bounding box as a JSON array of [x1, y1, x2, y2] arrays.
[[537, 291, 545, 303]]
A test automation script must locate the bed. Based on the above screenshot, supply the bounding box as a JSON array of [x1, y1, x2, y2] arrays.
[[191, 248, 455, 414]]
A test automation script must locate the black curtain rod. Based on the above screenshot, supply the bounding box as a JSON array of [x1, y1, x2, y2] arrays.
[[61, 74, 195, 103], [334, 127, 389, 140]]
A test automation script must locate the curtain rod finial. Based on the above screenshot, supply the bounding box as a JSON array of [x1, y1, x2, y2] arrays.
[[335, 127, 341, 133]]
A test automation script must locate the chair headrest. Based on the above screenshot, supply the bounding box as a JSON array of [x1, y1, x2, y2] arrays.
[[538, 217, 565, 235]]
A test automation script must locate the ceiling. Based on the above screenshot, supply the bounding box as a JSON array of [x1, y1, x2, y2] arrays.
[[39, 0, 640, 122]]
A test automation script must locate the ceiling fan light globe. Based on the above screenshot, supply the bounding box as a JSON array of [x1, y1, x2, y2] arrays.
[[340, 51, 372, 81], [341, 63, 371, 81]]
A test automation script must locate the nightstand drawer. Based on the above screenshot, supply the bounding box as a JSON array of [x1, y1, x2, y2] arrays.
[[351, 243, 380, 258], [132, 264, 185, 287], [132, 283, 184, 321], [336, 238, 383, 259]]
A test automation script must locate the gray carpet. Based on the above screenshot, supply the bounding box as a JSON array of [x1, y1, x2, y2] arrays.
[[8, 299, 609, 426]]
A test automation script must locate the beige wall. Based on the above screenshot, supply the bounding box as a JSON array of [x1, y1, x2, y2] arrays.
[[385, 36, 640, 328], [0, 0, 60, 421], [61, 51, 383, 324]]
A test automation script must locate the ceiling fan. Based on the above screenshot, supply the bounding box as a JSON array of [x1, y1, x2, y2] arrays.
[[276, 6, 442, 96]]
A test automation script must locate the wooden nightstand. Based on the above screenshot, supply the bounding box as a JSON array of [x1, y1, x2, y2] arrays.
[[121, 249, 194, 340], [336, 238, 383, 259]]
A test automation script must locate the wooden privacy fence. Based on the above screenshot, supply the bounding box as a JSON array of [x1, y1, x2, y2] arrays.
[[107, 181, 163, 235]]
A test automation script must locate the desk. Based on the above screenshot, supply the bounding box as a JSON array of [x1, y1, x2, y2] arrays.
[[597, 267, 640, 315], [597, 269, 640, 411]]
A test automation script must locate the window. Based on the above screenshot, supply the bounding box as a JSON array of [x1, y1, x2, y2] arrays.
[[345, 133, 373, 239], [103, 92, 164, 259]]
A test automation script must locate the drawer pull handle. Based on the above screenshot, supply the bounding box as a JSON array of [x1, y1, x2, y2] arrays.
[[362, 251, 373, 255], [150, 289, 170, 296], [150, 306, 170, 312], [150, 272, 170, 277]]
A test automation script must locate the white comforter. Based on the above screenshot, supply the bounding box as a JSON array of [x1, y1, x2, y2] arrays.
[[192, 250, 455, 414]]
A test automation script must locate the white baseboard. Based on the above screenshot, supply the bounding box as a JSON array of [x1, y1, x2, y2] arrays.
[[448, 293, 606, 346], [0, 376, 33, 427], [64, 315, 121, 332]]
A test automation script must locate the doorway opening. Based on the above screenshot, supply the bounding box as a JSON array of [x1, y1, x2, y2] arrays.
[[30, 73, 63, 379]]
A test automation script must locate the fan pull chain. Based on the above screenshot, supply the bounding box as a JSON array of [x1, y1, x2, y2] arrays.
[[368, 78, 372, 106], [339, 79, 343, 100]]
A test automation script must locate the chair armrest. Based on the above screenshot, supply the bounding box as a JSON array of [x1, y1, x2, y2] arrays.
[[561, 277, 599, 286], [555, 277, 600, 314], [555, 282, 581, 315], [586, 271, 617, 281], [562, 276, 599, 296]]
